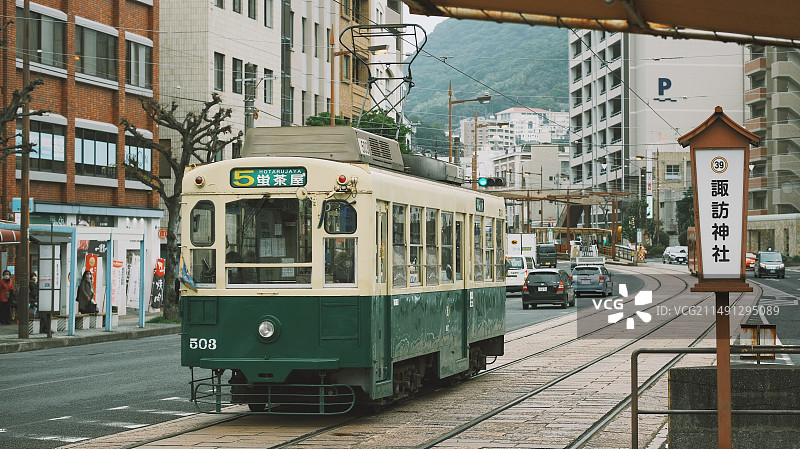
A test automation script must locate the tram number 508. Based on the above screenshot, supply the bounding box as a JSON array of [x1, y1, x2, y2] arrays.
[[189, 338, 217, 350]]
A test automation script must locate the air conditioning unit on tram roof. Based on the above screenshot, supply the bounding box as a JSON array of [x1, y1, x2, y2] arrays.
[[242, 126, 404, 172]]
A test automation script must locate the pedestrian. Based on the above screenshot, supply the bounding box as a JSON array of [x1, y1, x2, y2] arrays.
[[29, 271, 39, 319], [0, 269, 14, 325], [76, 270, 96, 314]]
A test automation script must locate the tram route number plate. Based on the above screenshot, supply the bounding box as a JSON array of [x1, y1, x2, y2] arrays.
[[231, 167, 307, 188]]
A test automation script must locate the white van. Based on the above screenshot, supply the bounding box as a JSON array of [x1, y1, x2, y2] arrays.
[[505, 255, 537, 292]]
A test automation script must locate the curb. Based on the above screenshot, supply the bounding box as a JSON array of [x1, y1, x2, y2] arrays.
[[0, 324, 181, 354]]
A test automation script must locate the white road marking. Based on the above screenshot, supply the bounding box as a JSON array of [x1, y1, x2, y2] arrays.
[[48, 416, 71, 421], [0, 372, 116, 393], [34, 435, 90, 442], [103, 422, 150, 429], [106, 406, 130, 410], [161, 396, 183, 401]]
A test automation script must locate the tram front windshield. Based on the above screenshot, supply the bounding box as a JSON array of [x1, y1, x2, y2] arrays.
[[225, 197, 313, 286]]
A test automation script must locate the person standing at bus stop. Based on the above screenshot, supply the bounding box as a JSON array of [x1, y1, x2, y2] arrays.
[[0, 269, 14, 325]]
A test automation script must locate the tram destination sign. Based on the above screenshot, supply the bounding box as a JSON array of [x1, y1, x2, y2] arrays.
[[230, 167, 307, 188]]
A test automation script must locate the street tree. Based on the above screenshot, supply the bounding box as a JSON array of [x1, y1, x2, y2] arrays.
[[305, 112, 346, 126], [121, 93, 242, 319], [356, 109, 411, 153], [0, 21, 47, 161], [676, 190, 695, 245]]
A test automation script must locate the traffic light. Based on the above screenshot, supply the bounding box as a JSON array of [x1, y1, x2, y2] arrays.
[[477, 177, 505, 187]]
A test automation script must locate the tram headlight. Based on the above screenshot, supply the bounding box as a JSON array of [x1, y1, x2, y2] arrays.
[[258, 320, 275, 338]]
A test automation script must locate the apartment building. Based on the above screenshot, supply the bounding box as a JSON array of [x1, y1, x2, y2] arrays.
[[568, 30, 744, 239], [1, 0, 162, 316], [743, 45, 800, 255], [494, 107, 570, 144]]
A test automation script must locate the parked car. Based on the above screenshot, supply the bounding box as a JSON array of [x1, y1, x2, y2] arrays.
[[505, 255, 536, 292], [571, 265, 613, 297], [745, 252, 757, 271], [522, 269, 575, 309], [662, 246, 688, 264], [754, 251, 785, 278]]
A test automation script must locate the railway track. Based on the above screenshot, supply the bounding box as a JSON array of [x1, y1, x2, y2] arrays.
[[63, 267, 761, 449]]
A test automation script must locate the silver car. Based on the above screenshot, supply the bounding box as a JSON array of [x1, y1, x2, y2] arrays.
[[662, 246, 688, 264], [571, 265, 613, 297]]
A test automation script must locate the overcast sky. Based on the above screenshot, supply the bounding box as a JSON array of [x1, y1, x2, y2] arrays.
[[403, 4, 447, 35]]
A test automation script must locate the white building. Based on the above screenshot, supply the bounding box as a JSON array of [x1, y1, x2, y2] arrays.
[[568, 30, 745, 238], [495, 107, 570, 144]]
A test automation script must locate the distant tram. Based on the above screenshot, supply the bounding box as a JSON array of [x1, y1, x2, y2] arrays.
[[179, 127, 506, 413]]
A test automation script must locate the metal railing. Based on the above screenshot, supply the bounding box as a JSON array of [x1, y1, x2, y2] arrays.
[[631, 345, 800, 448]]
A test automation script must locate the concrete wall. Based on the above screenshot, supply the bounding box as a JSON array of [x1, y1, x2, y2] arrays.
[[669, 365, 800, 448]]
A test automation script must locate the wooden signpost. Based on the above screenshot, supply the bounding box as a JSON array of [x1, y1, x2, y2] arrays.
[[678, 106, 759, 449]]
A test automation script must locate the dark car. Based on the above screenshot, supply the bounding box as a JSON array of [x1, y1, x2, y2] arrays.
[[571, 265, 613, 297], [522, 269, 575, 309], [536, 243, 558, 268], [754, 251, 785, 278]]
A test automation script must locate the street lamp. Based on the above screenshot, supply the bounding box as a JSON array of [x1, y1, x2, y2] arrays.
[[449, 82, 491, 163], [472, 115, 508, 190]]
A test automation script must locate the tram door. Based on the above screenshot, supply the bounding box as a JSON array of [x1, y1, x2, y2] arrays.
[[455, 214, 468, 362], [373, 201, 390, 383]]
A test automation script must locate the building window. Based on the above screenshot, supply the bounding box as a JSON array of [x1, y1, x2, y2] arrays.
[[326, 28, 331, 61], [342, 54, 351, 80], [215, 0, 224, 8], [301, 90, 307, 121], [232, 58, 243, 94], [126, 41, 152, 89], [263, 69, 273, 103], [16, 8, 66, 69], [16, 120, 66, 173], [124, 136, 153, 180], [341, 0, 350, 17], [302, 18, 307, 53], [74, 128, 117, 178], [248, 0, 256, 19], [76, 26, 118, 81], [214, 52, 225, 91], [666, 164, 681, 180], [264, 0, 273, 27], [314, 23, 319, 58], [233, 0, 241, 13]]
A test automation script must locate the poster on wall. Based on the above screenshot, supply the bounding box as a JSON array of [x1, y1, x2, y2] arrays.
[[127, 254, 141, 309], [149, 258, 165, 310], [111, 260, 124, 308], [84, 253, 99, 306]]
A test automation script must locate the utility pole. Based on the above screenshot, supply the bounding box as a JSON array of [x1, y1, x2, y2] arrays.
[[540, 165, 544, 227], [19, 0, 31, 338]]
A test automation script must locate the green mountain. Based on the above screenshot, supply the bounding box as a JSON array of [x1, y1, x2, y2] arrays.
[[404, 19, 569, 132]]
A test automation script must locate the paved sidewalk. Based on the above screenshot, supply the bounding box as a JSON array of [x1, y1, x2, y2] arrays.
[[0, 312, 181, 354]]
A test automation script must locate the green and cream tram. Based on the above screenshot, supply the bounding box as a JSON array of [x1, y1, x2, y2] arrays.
[[180, 127, 506, 413]]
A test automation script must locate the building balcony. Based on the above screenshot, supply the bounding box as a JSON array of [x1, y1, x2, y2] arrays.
[[749, 176, 767, 189], [772, 91, 800, 118], [772, 122, 800, 140], [750, 146, 767, 162], [745, 87, 767, 105], [771, 188, 800, 211], [747, 209, 769, 216], [772, 154, 800, 175], [771, 60, 800, 82], [744, 57, 766, 76], [745, 117, 767, 133]]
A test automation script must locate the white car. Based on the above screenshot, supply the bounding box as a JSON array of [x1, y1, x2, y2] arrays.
[[662, 246, 688, 264], [505, 255, 536, 292]]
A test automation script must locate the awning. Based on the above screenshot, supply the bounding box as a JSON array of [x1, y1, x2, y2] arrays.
[[0, 229, 20, 244], [402, 0, 800, 49]]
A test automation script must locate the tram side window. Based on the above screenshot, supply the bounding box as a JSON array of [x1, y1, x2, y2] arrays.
[[440, 212, 453, 283], [484, 218, 494, 281], [224, 197, 312, 285], [324, 238, 356, 284], [496, 219, 505, 280], [190, 201, 216, 286], [321, 199, 357, 234], [425, 209, 438, 285], [474, 216, 483, 281], [392, 204, 406, 287], [409, 206, 422, 286]]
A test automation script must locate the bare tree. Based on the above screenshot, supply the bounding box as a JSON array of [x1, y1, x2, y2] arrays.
[[0, 21, 47, 160], [121, 93, 242, 319]]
